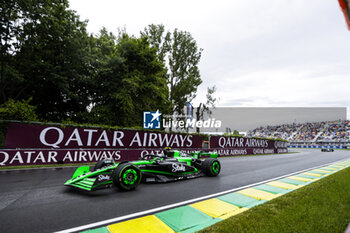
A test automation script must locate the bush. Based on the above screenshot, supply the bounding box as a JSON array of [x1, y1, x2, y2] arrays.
[[0, 99, 38, 121]]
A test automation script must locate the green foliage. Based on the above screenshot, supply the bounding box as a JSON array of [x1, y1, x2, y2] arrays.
[[1, 3, 203, 128], [91, 32, 169, 126], [0, 99, 38, 121], [142, 24, 203, 116], [223, 129, 243, 137], [1, 0, 93, 121]]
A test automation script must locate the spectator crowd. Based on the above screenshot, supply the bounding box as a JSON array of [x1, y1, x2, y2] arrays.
[[247, 120, 350, 143]]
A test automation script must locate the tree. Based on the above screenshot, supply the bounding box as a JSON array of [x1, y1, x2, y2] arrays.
[[0, 0, 25, 102], [0, 0, 93, 121], [90, 32, 169, 126], [88, 28, 118, 106], [195, 86, 218, 133], [141, 24, 203, 116]]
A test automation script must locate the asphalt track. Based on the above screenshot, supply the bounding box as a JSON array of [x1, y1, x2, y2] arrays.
[[0, 149, 349, 233]]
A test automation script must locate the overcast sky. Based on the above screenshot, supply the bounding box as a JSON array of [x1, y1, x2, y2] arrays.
[[69, 0, 350, 118]]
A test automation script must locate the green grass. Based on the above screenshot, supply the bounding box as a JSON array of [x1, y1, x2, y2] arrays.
[[199, 166, 350, 233]]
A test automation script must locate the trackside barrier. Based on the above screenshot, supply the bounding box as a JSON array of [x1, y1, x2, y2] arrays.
[[288, 145, 346, 149], [0, 122, 288, 166]]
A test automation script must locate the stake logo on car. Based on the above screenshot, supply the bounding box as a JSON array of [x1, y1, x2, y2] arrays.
[[172, 163, 186, 172], [98, 174, 110, 181]]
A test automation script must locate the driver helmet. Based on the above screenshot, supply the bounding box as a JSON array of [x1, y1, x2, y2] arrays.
[[163, 147, 171, 157]]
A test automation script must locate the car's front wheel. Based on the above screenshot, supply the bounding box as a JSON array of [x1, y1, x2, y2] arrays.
[[202, 158, 221, 177], [112, 163, 142, 191]]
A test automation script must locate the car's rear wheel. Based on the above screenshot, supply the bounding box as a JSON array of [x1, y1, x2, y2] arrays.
[[202, 158, 221, 177], [112, 163, 142, 191]]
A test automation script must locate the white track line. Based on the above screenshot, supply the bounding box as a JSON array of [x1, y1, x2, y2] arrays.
[[55, 158, 350, 233]]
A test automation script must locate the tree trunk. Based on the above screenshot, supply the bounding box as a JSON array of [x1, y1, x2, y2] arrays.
[[196, 103, 202, 133]]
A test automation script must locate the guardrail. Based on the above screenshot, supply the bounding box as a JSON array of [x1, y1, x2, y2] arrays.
[[288, 145, 347, 149]]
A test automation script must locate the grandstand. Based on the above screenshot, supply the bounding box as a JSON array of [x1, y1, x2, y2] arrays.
[[247, 120, 350, 148]]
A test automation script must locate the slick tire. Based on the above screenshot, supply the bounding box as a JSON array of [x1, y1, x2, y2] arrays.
[[113, 163, 142, 191], [93, 159, 114, 171], [202, 158, 221, 177]]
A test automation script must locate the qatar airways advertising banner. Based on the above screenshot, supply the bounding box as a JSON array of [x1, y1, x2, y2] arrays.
[[0, 123, 287, 166], [4, 123, 201, 149], [0, 148, 204, 167], [0, 123, 203, 166], [210, 136, 288, 157]]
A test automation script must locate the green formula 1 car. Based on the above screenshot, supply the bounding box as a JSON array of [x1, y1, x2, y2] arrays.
[[64, 150, 221, 191]]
